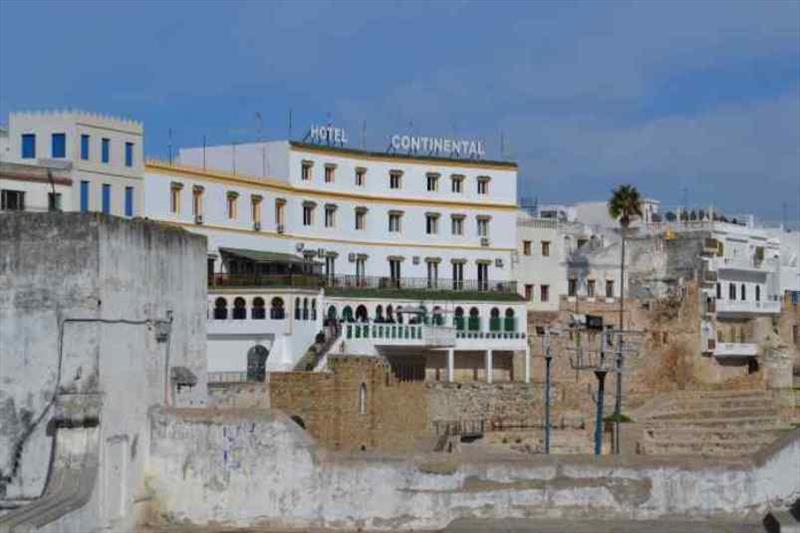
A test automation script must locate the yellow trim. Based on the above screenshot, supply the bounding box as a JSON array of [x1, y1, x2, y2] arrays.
[[290, 144, 518, 171], [162, 219, 516, 252], [146, 161, 519, 211]]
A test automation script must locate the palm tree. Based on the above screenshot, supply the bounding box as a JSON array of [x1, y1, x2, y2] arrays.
[[607, 184, 643, 454]]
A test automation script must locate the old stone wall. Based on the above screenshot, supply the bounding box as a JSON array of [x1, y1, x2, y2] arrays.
[[208, 382, 270, 408], [0, 212, 207, 532], [426, 382, 543, 427], [270, 356, 428, 452], [146, 408, 800, 531]]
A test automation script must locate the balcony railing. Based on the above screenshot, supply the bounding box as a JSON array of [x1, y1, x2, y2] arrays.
[[715, 299, 781, 315], [210, 273, 517, 295], [713, 342, 759, 358]]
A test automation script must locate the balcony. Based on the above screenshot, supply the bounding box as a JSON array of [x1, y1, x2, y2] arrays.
[[713, 342, 759, 358], [710, 256, 768, 273], [715, 299, 781, 316], [211, 273, 522, 302], [343, 322, 526, 349]]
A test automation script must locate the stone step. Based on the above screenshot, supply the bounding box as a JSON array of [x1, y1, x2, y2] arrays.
[[648, 407, 780, 421], [642, 427, 791, 443], [640, 442, 765, 457], [644, 416, 781, 429], [657, 397, 775, 412]]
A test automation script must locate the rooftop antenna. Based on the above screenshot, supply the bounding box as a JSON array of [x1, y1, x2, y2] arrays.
[[168, 128, 173, 165], [500, 131, 505, 159], [288, 108, 293, 140], [361, 120, 366, 150], [202, 135, 207, 170], [256, 112, 266, 177]]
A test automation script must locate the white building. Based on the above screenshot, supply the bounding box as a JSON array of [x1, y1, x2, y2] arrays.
[[0, 110, 144, 217], [144, 137, 530, 383]]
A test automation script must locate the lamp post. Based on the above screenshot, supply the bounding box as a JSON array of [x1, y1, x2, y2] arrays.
[[544, 337, 553, 454], [593, 368, 608, 456]]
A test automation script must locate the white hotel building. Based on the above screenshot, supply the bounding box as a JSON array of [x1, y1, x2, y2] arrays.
[[144, 137, 530, 383]]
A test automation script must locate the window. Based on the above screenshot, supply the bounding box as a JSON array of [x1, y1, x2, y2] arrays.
[[226, 192, 239, 219], [270, 297, 285, 319], [251, 195, 262, 225], [755, 285, 761, 302], [101, 138, 110, 163], [275, 199, 285, 226], [355, 167, 366, 186], [477, 263, 489, 291], [477, 176, 490, 195], [303, 202, 315, 226], [389, 258, 402, 283], [568, 278, 577, 297], [81, 134, 90, 160], [359, 383, 367, 415], [524, 284, 533, 301], [1, 190, 25, 211], [325, 256, 336, 279], [388, 211, 402, 233], [324, 204, 337, 228], [426, 173, 439, 192], [541, 284, 550, 302], [426, 213, 439, 235], [355, 257, 366, 280], [389, 170, 402, 190], [523, 240, 531, 256], [451, 215, 465, 236], [170, 183, 182, 213], [740, 283, 746, 301], [451, 174, 464, 193], [125, 142, 134, 167], [301, 160, 313, 180], [80, 181, 90, 212], [324, 164, 336, 183], [541, 241, 551, 257], [587, 279, 596, 298], [477, 217, 490, 237], [48, 192, 61, 211], [213, 297, 228, 320], [427, 260, 439, 289], [51, 133, 66, 158], [21, 134, 35, 159], [125, 186, 134, 217], [355, 207, 367, 230], [252, 297, 266, 320], [729, 283, 736, 300], [606, 280, 614, 298], [716, 282, 722, 299], [192, 186, 204, 217], [101, 184, 111, 214], [452, 261, 464, 290], [233, 297, 246, 320]]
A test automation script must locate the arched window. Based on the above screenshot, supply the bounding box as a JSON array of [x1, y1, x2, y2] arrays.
[[327, 305, 338, 320], [355, 304, 368, 322], [468, 307, 480, 331], [395, 305, 403, 324], [342, 305, 354, 322], [295, 297, 301, 320], [233, 297, 247, 320], [358, 383, 367, 415], [375, 305, 384, 322], [303, 298, 309, 320], [740, 283, 747, 301], [432, 306, 443, 326], [490, 307, 501, 331], [246, 345, 269, 381], [214, 297, 228, 320], [419, 305, 428, 325], [454, 306, 465, 330], [252, 297, 266, 319], [504, 308, 515, 332], [270, 297, 285, 319], [386, 305, 394, 323], [311, 299, 317, 320]]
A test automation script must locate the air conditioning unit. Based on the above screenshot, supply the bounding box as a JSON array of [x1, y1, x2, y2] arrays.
[[295, 242, 305, 252], [495, 258, 504, 268], [277, 224, 285, 234], [348, 252, 356, 262], [253, 221, 261, 231], [480, 237, 490, 247], [194, 214, 204, 225]]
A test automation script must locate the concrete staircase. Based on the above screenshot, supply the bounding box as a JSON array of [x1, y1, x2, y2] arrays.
[[635, 389, 794, 457]]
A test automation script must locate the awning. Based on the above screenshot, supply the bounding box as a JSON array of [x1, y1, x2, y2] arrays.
[[219, 247, 314, 266]]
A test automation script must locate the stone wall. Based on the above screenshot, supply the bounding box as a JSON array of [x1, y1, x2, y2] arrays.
[[208, 382, 270, 408], [426, 381, 543, 427], [270, 356, 428, 452], [0, 212, 207, 532], [146, 407, 800, 531]]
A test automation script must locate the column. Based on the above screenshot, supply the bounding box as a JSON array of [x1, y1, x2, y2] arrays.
[[447, 348, 455, 382], [524, 346, 531, 383], [485, 349, 493, 383]]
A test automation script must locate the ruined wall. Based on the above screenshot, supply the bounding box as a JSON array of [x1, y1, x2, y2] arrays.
[[146, 408, 800, 531], [270, 356, 428, 452], [0, 212, 207, 531], [208, 382, 270, 408]]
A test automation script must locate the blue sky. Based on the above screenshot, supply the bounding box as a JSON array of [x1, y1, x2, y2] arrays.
[[1, 0, 798, 221]]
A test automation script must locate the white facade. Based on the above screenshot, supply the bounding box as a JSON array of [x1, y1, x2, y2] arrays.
[[0, 110, 144, 217], [0, 161, 74, 213]]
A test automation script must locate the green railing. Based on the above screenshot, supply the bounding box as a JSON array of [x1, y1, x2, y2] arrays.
[[468, 317, 481, 331]]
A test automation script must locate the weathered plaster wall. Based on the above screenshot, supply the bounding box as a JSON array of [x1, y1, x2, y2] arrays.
[[0, 212, 207, 532], [147, 408, 800, 531]]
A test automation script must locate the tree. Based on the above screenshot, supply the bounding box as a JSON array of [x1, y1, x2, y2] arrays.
[[607, 184, 643, 454]]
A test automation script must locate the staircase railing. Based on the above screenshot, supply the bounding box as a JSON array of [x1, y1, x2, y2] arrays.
[[294, 320, 342, 371]]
